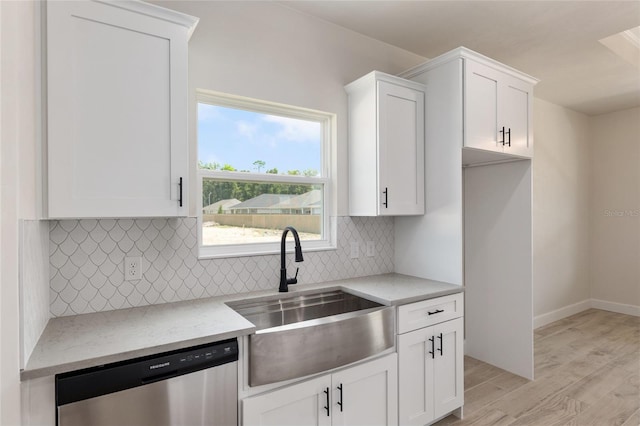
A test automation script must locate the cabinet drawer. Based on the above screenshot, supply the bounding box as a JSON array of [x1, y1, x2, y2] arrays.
[[398, 293, 463, 334]]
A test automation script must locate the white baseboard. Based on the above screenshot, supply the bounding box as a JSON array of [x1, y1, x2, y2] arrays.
[[535, 298, 640, 329], [534, 300, 592, 329], [591, 299, 640, 317]]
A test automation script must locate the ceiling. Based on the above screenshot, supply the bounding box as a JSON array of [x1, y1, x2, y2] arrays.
[[280, 1, 640, 116]]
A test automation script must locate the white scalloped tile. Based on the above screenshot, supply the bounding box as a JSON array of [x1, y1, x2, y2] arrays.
[[49, 216, 394, 317]]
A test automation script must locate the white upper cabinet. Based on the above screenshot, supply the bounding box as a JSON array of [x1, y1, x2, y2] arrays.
[[346, 72, 425, 216], [44, 1, 198, 218], [464, 56, 536, 159]]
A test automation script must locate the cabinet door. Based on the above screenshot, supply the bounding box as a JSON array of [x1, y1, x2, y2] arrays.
[[433, 317, 464, 419], [377, 81, 425, 216], [46, 1, 188, 218], [242, 375, 332, 426], [501, 76, 532, 158], [464, 60, 501, 153], [332, 354, 398, 426], [398, 328, 434, 426]]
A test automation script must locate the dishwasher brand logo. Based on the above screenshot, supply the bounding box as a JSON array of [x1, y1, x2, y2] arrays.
[[149, 362, 171, 370]]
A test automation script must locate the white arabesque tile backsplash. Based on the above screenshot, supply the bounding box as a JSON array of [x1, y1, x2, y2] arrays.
[[49, 216, 394, 317]]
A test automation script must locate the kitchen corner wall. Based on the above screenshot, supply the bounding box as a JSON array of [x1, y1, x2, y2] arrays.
[[590, 107, 640, 311], [533, 98, 591, 318], [49, 216, 393, 317]]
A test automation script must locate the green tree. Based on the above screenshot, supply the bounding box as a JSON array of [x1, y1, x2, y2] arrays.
[[253, 160, 266, 172], [198, 160, 221, 170]]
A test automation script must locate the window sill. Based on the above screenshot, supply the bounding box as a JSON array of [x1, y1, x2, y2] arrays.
[[197, 240, 337, 260]]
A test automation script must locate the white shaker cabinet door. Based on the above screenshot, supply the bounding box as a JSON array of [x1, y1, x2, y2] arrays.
[[501, 76, 533, 157], [464, 60, 501, 153], [398, 327, 435, 426], [242, 375, 332, 426], [46, 0, 190, 218], [377, 81, 425, 216], [331, 353, 398, 426], [433, 317, 464, 420]]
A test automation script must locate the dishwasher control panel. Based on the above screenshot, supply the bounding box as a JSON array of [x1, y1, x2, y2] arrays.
[[178, 343, 235, 365]]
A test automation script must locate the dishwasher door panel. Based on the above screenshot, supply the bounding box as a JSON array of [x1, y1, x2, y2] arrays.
[[58, 361, 237, 426]]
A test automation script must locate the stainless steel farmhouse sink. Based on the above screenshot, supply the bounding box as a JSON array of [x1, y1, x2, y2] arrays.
[[227, 289, 394, 386]]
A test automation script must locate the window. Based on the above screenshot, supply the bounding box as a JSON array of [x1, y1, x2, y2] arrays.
[[197, 90, 335, 258]]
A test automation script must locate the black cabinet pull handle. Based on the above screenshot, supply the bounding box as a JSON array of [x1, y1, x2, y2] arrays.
[[499, 127, 505, 145], [506, 128, 511, 147], [437, 333, 443, 356], [428, 309, 444, 316], [337, 384, 343, 412], [178, 177, 183, 207], [428, 336, 435, 359], [323, 387, 330, 416], [382, 187, 388, 208]]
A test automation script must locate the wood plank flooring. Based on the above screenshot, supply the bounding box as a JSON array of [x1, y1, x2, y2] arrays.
[[434, 309, 640, 426]]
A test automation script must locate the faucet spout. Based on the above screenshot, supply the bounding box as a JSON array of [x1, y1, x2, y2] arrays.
[[279, 226, 304, 292]]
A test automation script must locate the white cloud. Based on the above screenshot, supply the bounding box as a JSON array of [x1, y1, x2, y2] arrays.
[[262, 115, 321, 143], [236, 120, 258, 139]]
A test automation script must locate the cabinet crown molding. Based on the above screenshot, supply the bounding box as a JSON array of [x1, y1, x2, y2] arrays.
[[94, 0, 199, 38], [345, 70, 426, 94], [398, 46, 539, 86]]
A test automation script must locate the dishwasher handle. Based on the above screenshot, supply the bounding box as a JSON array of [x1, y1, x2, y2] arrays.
[[141, 369, 180, 385]]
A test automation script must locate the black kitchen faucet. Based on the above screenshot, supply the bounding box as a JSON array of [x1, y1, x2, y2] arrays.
[[279, 226, 304, 292]]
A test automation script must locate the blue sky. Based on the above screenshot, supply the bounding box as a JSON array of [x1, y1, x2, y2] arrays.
[[198, 103, 321, 175]]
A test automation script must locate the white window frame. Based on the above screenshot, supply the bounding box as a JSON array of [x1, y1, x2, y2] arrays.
[[196, 89, 336, 259]]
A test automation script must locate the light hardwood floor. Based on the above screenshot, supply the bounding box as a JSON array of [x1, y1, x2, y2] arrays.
[[435, 309, 640, 426]]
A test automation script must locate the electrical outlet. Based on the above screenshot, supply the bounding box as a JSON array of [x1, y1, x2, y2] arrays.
[[350, 242, 360, 259], [125, 257, 142, 281], [366, 241, 375, 257]]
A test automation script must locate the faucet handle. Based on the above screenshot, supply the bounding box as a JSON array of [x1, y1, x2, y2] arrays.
[[287, 267, 299, 285]]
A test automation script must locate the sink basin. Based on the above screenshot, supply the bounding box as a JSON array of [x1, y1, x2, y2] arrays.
[[227, 289, 384, 330], [227, 289, 394, 386]]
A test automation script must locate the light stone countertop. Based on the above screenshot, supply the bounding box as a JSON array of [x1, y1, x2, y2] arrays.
[[22, 273, 462, 380], [336, 273, 463, 306]]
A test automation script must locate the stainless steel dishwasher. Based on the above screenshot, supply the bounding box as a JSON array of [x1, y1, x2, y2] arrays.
[[56, 338, 238, 426]]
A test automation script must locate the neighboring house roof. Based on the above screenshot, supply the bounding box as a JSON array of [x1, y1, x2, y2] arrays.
[[228, 191, 322, 212], [203, 198, 241, 212], [271, 190, 321, 209], [229, 194, 295, 210]]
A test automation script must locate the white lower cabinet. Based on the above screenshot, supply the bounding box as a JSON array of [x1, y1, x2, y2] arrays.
[[242, 354, 398, 426], [398, 300, 464, 425]]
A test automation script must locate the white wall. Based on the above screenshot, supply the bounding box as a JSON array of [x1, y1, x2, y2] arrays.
[[532, 98, 592, 320], [1, 1, 38, 424], [590, 107, 640, 312], [156, 1, 426, 217]]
